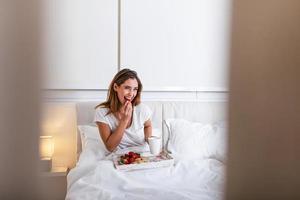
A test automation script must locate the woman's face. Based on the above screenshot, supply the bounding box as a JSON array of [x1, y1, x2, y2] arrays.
[[114, 78, 139, 105]]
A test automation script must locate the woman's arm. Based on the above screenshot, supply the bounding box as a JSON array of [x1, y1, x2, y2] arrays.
[[96, 121, 127, 152], [144, 119, 152, 143], [97, 101, 132, 152]]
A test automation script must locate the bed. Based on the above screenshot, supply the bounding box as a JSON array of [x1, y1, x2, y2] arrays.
[[66, 101, 227, 200]]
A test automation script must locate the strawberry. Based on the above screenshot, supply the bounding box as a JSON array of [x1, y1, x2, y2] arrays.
[[128, 152, 134, 157], [123, 158, 129, 164], [119, 152, 143, 165], [128, 157, 135, 164]]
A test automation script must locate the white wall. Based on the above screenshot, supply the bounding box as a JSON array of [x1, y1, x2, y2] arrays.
[[41, 0, 118, 89], [121, 0, 231, 91], [41, 103, 77, 168], [42, 0, 231, 98]]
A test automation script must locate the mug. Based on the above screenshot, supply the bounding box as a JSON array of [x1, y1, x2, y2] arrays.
[[148, 136, 161, 156]]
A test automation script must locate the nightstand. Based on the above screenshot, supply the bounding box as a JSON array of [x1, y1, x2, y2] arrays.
[[40, 167, 69, 200]]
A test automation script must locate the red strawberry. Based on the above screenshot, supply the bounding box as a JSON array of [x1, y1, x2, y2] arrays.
[[128, 152, 134, 157], [128, 157, 135, 164], [123, 158, 129, 164]]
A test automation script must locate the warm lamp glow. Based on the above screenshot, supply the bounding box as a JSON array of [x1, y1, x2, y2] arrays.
[[39, 136, 54, 159]]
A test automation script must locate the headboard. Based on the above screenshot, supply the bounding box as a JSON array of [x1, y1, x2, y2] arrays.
[[76, 101, 164, 156], [75, 101, 227, 158]]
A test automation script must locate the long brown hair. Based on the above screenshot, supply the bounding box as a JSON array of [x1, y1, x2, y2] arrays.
[[95, 68, 143, 114]]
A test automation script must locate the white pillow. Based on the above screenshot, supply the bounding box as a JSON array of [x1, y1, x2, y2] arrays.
[[77, 125, 108, 153], [165, 119, 227, 163], [208, 121, 227, 163]]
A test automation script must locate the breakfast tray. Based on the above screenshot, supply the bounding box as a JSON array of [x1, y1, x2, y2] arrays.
[[113, 151, 174, 171]]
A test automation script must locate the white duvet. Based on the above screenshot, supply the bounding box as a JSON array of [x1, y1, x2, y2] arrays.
[[66, 144, 225, 200]]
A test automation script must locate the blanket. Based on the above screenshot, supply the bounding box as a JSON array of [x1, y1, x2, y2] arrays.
[[66, 145, 225, 200]]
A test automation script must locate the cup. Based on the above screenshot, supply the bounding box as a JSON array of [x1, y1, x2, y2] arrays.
[[148, 136, 161, 156]]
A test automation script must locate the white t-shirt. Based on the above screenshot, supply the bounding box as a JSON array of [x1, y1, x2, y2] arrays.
[[94, 103, 152, 149]]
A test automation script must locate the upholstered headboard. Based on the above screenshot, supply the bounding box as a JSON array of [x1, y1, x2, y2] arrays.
[[76, 101, 164, 156], [75, 101, 227, 157]]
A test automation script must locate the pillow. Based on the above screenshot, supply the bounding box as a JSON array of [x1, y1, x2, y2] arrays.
[[77, 125, 108, 153], [165, 119, 227, 163], [209, 121, 227, 162]]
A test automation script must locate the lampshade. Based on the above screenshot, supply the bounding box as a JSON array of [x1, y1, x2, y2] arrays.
[[39, 135, 54, 159]]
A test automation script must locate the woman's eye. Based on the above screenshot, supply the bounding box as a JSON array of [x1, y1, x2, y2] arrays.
[[124, 86, 138, 91]]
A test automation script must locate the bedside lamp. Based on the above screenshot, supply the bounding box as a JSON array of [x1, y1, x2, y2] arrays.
[[39, 135, 54, 172]]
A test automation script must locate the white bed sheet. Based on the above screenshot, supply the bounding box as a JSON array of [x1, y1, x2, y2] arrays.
[[66, 143, 225, 200]]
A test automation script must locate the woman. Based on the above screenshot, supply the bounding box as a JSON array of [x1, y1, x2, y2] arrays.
[[94, 68, 152, 152]]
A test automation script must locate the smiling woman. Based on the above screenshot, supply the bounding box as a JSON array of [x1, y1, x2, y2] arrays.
[[114, 78, 139, 105], [94, 69, 152, 152]]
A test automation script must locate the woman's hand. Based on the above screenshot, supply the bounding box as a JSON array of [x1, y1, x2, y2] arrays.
[[119, 100, 132, 124], [98, 101, 133, 152]]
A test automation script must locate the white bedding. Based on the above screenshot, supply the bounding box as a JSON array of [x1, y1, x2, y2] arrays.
[[66, 144, 225, 200]]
